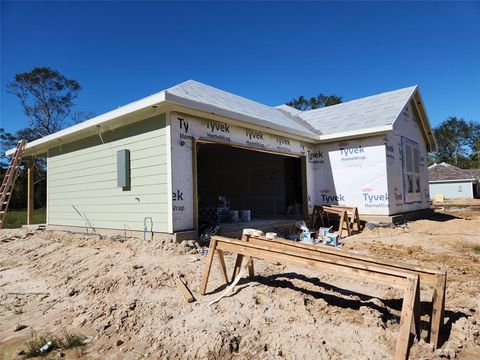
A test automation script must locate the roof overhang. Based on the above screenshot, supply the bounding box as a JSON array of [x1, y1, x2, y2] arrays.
[[318, 125, 393, 143], [6, 91, 168, 157], [6, 83, 437, 157], [163, 92, 318, 141], [7, 93, 321, 158], [429, 179, 475, 183]]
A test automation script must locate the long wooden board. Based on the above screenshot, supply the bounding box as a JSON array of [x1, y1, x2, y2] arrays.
[[199, 235, 423, 360]]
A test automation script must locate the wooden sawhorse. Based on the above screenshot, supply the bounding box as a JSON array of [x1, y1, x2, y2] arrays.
[[199, 235, 446, 359]]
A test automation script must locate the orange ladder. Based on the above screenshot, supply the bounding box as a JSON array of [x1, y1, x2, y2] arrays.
[[0, 140, 27, 229]]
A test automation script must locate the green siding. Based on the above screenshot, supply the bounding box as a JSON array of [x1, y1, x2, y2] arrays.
[[47, 114, 170, 232]]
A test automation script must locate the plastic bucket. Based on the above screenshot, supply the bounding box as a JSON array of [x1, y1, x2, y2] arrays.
[[229, 210, 239, 223], [240, 210, 251, 222]]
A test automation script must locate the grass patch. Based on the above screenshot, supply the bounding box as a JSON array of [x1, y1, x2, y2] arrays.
[[22, 330, 85, 358], [473, 247, 480, 254], [2, 208, 46, 229]]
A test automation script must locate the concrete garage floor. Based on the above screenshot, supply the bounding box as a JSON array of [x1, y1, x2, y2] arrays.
[[217, 217, 301, 238]]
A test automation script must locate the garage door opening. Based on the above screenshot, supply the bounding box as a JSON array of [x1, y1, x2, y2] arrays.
[[196, 143, 306, 233]]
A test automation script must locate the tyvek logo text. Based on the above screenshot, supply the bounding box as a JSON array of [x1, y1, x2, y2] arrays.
[[178, 118, 192, 141], [319, 189, 344, 202], [207, 122, 230, 133], [308, 150, 324, 164], [340, 145, 366, 161], [245, 130, 265, 148], [172, 189, 185, 212], [386, 143, 395, 161], [361, 187, 389, 208], [206, 121, 231, 142], [275, 137, 292, 152], [179, 118, 189, 133]]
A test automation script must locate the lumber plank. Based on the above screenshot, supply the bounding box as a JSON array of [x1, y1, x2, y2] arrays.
[[412, 277, 421, 340], [354, 207, 362, 231], [215, 238, 409, 289], [430, 273, 447, 349], [395, 275, 419, 360], [231, 254, 244, 282], [176, 277, 196, 303], [241, 235, 255, 278], [249, 235, 443, 282], [311, 205, 328, 228], [321, 207, 351, 238], [248, 258, 255, 278], [327, 204, 361, 232], [198, 238, 217, 295], [216, 249, 228, 285], [246, 236, 428, 279], [218, 236, 416, 279]]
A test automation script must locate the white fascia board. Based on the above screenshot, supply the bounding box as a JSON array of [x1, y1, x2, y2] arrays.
[[318, 125, 393, 142], [164, 92, 319, 141], [413, 89, 437, 151], [5, 91, 166, 156], [429, 179, 475, 183]]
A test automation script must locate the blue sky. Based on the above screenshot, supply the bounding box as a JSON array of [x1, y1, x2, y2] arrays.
[[1, 1, 479, 134]]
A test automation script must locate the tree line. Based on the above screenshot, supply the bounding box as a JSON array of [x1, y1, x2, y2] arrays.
[[1, 67, 479, 211]]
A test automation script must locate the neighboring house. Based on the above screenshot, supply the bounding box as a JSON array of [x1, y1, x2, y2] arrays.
[[6, 80, 436, 238], [428, 162, 479, 199]]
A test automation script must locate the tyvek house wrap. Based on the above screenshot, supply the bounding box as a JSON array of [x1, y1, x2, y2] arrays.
[[386, 101, 430, 214], [170, 112, 317, 232], [171, 113, 394, 232], [308, 136, 390, 214], [170, 105, 430, 231]]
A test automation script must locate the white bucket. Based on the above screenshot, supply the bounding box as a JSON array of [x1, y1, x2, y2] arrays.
[[242, 228, 255, 236], [252, 230, 264, 237], [240, 210, 251, 222], [265, 232, 277, 239], [243, 228, 263, 237]]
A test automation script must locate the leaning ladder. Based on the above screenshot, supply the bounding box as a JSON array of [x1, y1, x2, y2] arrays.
[[0, 140, 27, 229]]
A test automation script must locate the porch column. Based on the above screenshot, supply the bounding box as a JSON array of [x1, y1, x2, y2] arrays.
[[27, 158, 35, 225]]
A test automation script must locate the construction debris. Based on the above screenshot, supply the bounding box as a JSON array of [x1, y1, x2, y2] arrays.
[[176, 277, 196, 303]]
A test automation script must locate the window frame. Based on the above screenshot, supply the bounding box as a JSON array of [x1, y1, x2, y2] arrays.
[[401, 137, 422, 203]]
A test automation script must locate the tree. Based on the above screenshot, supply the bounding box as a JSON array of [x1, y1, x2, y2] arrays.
[[7, 67, 81, 137], [287, 93, 343, 111], [2, 67, 91, 210], [432, 117, 480, 167]]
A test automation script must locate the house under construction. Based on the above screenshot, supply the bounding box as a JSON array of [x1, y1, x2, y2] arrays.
[[5, 80, 436, 238]]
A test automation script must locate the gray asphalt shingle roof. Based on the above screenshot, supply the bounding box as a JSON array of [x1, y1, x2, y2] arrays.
[[165, 80, 318, 138], [296, 86, 417, 135], [10, 80, 429, 157], [428, 162, 475, 181]]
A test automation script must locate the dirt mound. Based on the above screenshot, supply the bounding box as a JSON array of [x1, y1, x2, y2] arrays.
[[1, 213, 480, 359]]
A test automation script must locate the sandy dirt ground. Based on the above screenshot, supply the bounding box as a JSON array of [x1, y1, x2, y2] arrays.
[[1, 210, 479, 359]]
